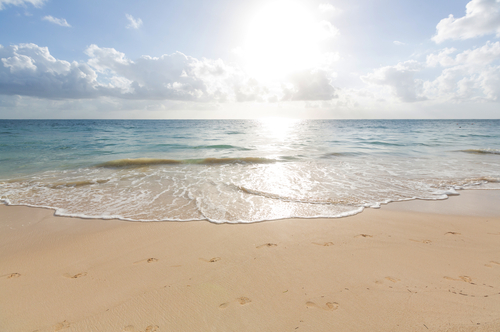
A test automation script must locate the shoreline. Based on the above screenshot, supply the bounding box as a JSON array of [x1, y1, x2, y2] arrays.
[[1, 190, 500, 331], [2, 189, 499, 224]]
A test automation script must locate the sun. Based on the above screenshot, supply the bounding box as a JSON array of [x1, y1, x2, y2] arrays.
[[243, 1, 329, 82]]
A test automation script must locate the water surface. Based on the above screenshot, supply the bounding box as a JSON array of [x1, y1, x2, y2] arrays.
[[1, 119, 498, 222]]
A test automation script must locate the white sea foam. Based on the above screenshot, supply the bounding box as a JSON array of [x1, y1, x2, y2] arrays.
[[1, 156, 499, 223]]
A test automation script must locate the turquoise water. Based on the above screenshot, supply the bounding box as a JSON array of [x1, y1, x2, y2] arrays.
[[0, 119, 499, 222]]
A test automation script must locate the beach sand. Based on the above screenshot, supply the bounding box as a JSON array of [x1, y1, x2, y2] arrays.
[[1, 190, 500, 332]]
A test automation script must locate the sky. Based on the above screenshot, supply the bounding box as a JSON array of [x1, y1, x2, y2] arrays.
[[0, 0, 500, 119]]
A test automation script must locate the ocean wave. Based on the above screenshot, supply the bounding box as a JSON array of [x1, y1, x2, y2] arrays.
[[321, 152, 362, 158], [97, 157, 276, 168], [462, 176, 500, 184], [237, 185, 358, 205], [48, 179, 110, 188], [193, 144, 251, 151], [460, 149, 500, 155]]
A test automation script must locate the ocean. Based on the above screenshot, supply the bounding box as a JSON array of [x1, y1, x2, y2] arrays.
[[0, 119, 499, 223]]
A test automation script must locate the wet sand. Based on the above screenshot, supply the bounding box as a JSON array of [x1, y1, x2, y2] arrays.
[[1, 190, 500, 332]]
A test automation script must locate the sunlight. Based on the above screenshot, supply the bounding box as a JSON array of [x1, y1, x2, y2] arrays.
[[259, 117, 300, 141], [243, 1, 329, 82]]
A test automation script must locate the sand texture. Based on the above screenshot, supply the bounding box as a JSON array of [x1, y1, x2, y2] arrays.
[[1, 190, 500, 332]]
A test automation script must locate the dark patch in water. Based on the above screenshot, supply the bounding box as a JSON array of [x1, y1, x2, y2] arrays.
[[97, 157, 276, 168]]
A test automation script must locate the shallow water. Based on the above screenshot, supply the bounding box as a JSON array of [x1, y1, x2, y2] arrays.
[[0, 119, 499, 222]]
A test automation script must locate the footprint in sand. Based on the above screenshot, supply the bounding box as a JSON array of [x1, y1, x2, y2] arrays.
[[306, 301, 339, 311], [485, 261, 500, 267], [200, 257, 221, 263], [355, 234, 373, 238], [238, 297, 252, 305], [385, 276, 400, 283], [459, 276, 473, 283], [444, 276, 473, 283], [123, 325, 159, 332], [54, 320, 70, 331], [256, 243, 277, 248], [219, 302, 230, 310], [134, 258, 158, 264], [6, 273, 21, 279], [312, 242, 334, 246], [410, 239, 432, 244], [219, 297, 252, 309], [445, 232, 461, 235], [63, 272, 87, 279]]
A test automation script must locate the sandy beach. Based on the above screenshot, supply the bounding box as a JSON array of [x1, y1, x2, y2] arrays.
[[1, 190, 500, 332]]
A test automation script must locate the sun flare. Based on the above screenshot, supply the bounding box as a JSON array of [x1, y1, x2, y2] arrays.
[[243, 1, 331, 82], [259, 117, 300, 141]]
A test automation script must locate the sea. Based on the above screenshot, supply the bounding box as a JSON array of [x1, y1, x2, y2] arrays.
[[0, 119, 499, 223]]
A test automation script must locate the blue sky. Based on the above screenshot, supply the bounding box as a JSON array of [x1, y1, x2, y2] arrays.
[[0, 0, 499, 118]]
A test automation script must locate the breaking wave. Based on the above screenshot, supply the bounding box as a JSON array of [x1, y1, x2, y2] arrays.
[[97, 157, 277, 168]]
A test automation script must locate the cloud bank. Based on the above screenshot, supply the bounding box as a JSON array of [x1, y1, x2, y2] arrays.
[[0, 43, 338, 103]]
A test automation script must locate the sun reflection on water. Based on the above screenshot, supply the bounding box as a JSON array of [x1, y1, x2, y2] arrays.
[[258, 117, 301, 141]]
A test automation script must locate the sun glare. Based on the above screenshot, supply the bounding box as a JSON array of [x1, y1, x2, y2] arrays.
[[259, 117, 300, 141], [244, 1, 326, 82]]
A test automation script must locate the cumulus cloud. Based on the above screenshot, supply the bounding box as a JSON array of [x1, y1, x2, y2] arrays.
[[361, 60, 426, 102], [433, 0, 500, 43], [42, 15, 71, 27], [0, 43, 248, 102], [427, 41, 500, 67], [424, 41, 500, 101], [282, 69, 337, 101], [0, 43, 107, 99], [0, 0, 45, 10], [126, 14, 142, 29], [233, 78, 270, 102], [0, 43, 341, 103], [426, 48, 458, 67], [85, 44, 236, 101]]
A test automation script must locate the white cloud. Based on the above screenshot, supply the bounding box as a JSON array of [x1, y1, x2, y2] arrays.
[[363, 41, 500, 104], [427, 41, 500, 67], [42, 15, 71, 27], [234, 78, 269, 102], [318, 3, 335, 12], [361, 60, 426, 102], [0, 43, 103, 99], [281, 69, 337, 101], [126, 14, 143, 29], [318, 20, 340, 39], [433, 0, 500, 43], [423, 41, 500, 101], [393, 41, 405, 46], [0, 43, 342, 103], [0, 0, 45, 10], [85, 44, 234, 101], [426, 47, 457, 67]]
